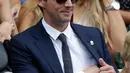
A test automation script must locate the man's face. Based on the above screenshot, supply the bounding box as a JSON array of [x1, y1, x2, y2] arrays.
[[39, 0, 76, 24]]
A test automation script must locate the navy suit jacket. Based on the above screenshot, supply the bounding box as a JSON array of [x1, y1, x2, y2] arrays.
[[10, 19, 118, 73]]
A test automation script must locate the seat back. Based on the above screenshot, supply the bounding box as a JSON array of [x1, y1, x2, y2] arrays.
[[0, 43, 8, 71]]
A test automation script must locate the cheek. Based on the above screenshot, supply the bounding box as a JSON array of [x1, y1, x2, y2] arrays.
[[49, 7, 59, 14], [52, 4, 62, 13]]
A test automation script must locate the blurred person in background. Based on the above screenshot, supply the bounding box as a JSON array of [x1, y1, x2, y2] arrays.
[[0, 0, 18, 43], [9, 0, 42, 33], [73, 0, 127, 65], [17, 0, 43, 33], [0, 0, 18, 72]]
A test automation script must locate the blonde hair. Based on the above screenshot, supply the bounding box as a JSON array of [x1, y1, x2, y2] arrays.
[[17, 0, 43, 32], [77, 0, 109, 43], [21, 0, 43, 22], [120, 31, 130, 73]]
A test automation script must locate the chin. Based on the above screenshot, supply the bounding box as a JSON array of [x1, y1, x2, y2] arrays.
[[62, 19, 70, 23], [62, 17, 71, 21], [58, 19, 70, 25]]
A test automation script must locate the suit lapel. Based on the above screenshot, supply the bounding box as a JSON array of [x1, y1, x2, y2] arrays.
[[71, 24, 100, 63], [31, 20, 63, 73]]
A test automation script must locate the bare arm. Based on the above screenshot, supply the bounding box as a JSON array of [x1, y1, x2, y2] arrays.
[[0, 0, 18, 42], [0, 0, 12, 22], [106, 10, 127, 52], [120, 10, 130, 25], [0, 0, 18, 35], [103, 0, 127, 52]]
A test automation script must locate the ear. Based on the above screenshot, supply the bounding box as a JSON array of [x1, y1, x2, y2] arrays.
[[38, 0, 46, 8], [125, 61, 130, 68]]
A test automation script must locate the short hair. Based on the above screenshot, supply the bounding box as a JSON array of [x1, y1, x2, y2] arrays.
[[38, 5, 43, 12]]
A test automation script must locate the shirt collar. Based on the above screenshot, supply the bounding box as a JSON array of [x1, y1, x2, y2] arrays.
[[42, 17, 73, 40]]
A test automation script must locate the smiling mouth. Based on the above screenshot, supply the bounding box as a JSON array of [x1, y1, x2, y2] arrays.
[[61, 11, 72, 14], [62, 12, 71, 14]]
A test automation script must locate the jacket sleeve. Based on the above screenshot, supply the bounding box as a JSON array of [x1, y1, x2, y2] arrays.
[[9, 38, 39, 73]]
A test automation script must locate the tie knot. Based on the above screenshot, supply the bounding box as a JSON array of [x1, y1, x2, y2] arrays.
[[58, 33, 67, 43]]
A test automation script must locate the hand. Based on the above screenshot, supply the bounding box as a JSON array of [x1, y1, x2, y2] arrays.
[[83, 66, 100, 73], [99, 58, 116, 73], [103, 0, 113, 8], [0, 22, 14, 43]]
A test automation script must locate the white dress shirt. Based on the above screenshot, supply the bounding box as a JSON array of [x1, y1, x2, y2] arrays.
[[42, 18, 97, 73]]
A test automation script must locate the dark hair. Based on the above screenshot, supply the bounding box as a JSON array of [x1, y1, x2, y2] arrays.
[[38, 5, 43, 12], [38, 0, 47, 12]]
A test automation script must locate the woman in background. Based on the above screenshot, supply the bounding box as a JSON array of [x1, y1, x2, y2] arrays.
[[73, 0, 127, 65], [0, 0, 18, 43], [17, 0, 43, 33]]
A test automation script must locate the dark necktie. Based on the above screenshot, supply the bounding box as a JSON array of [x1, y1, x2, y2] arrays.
[[58, 34, 73, 73]]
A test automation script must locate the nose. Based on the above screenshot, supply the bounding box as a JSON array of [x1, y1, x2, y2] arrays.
[[65, 0, 73, 7]]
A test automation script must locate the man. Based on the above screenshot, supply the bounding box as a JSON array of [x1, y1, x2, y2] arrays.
[[10, 0, 118, 73]]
